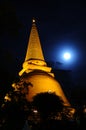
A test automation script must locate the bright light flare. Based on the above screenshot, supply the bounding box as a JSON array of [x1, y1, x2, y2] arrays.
[[63, 52, 71, 60], [54, 41, 78, 69]]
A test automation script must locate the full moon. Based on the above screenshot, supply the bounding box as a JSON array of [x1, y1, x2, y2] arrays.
[[63, 52, 71, 60]]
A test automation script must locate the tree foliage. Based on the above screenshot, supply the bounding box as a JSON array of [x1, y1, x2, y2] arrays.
[[32, 92, 64, 120]]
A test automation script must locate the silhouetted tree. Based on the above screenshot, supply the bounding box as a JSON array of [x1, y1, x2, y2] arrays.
[[32, 92, 64, 120], [0, 81, 32, 130]]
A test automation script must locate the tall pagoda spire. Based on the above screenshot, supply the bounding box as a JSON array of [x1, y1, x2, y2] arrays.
[[19, 19, 53, 76], [25, 19, 45, 62]]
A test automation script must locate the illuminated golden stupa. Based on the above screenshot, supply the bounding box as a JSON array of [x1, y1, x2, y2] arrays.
[[17, 19, 70, 106]]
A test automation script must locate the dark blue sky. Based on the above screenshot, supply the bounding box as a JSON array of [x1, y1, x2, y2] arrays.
[[0, 0, 86, 88]]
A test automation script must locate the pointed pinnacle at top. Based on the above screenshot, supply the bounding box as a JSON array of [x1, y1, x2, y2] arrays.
[[24, 18, 45, 62], [32, 18, 35, 23]]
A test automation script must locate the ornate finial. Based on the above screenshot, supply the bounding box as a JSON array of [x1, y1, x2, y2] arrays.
[[32, 18, 35, 23]]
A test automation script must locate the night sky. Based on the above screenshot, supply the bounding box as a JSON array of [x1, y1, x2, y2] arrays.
[[0, 0, 86, 97]]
